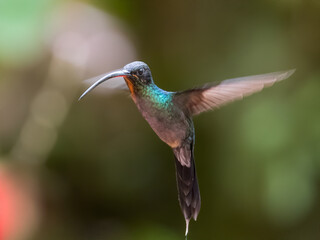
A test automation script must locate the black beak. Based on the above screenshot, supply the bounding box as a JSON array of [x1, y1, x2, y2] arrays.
[[79, 69, 131, 100]]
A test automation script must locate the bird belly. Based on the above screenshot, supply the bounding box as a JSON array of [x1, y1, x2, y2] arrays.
[[139, 108, 190, 148]]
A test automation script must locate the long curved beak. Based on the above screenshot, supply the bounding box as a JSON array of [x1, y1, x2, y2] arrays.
[[79, 69, 131, 100]]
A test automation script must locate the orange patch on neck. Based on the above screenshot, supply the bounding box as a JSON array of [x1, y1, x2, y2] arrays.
[[124, 77, 136, 100]]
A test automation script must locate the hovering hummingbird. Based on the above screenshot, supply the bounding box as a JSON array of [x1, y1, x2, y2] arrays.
[[79, 61, 295, 236]]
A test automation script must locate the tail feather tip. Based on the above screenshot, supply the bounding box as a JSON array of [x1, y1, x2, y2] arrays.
[[185, 219, 190, 236]]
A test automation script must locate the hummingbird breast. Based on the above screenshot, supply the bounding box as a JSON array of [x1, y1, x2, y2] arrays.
[[134, 88, 193, 148]]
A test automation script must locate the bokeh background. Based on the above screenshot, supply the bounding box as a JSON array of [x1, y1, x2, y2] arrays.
[[0, 0, 320, 239]]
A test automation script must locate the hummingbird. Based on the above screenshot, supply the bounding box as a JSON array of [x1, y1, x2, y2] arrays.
[[79, 61, 295, 236]]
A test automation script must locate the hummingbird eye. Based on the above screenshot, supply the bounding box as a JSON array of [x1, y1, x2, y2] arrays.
[[137, 68, 144, 76]]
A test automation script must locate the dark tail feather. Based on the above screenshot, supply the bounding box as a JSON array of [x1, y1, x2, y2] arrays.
[[173, 145, 201, 235]]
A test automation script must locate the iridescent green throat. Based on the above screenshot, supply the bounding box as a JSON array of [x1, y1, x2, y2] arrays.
[[140, 84, 173, 109]]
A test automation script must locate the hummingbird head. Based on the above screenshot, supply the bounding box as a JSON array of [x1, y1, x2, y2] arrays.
[[79, 61, 153, 100], [123, 61, 153, 85]]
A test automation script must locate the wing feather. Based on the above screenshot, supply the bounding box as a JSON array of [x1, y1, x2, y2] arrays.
[[174, 69, 295, 116]]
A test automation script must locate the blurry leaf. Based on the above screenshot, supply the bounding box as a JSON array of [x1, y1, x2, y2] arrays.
[[263, 151, 315, 226], [239, 98, 293, 154], [0, 0, 54, 67]]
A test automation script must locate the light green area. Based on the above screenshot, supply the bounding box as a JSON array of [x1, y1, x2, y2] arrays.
[[0, 0, 54, 67]]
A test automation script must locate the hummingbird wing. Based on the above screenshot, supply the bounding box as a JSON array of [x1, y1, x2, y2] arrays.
[[173, 69, 295, 116]]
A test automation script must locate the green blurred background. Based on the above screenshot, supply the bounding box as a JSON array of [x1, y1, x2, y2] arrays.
[[0, 0, 319, 239]]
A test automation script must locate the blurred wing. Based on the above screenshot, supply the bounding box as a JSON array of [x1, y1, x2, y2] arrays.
[[174, 69, 295, 116], [84, 72, 129, 92]]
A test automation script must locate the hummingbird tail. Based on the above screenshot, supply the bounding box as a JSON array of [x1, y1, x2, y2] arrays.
[[173, 143, 201, 235]]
